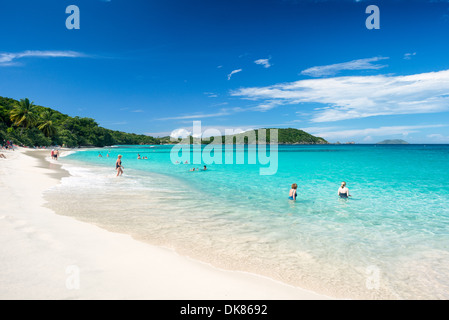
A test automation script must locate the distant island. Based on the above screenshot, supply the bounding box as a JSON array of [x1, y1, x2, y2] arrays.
[[376, 139, 409, 145], [201, 128, 328, 145], [161, 128, 328, 145], [1, 96, 327, 147]]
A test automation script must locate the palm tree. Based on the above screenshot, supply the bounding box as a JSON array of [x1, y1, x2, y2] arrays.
[[38, 110, 57, 137], [10, 98, 38, 133]]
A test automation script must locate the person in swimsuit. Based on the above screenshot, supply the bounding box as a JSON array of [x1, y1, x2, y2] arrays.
[[288, 183, 298, 200], [338, 181, 351, 198], [116, 155, 124, 176]]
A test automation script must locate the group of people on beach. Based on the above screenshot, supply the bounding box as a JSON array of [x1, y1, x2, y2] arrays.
[[1, 140, 14, 151], [289, 181, 351, 201], [50, 149, 60, 160], [0, 140, 10, 158]]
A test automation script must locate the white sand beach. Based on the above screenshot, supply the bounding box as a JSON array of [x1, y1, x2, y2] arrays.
[[0, 148, 330, 300]]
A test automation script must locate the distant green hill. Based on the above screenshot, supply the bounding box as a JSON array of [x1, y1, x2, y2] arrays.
[[202, 128, 328, 145], [376, 139, 409, 145]]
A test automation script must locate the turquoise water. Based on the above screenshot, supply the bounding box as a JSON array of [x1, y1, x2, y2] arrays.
[[45, 144, 449, 299]]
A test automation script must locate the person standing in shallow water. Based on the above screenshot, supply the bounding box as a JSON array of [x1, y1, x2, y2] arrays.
[[288, 183, 298, 200], [338, 181, 351, 198], [116, 155, 124, 177]]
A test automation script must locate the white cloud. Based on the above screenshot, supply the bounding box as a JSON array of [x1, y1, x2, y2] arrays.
[[168, 125, 278, 139], [255, 58, 271, 68], [404, 52, 417, 60], [157, 111, 231, 121], [144, 131, 173, 138], [0, 50, 85, 66], [252, 100, 284, 112], [228, 69, 242, 80], [299, 126, 340, 133], [157, 107, 246, 121], [231, 69, 449, 122], [300, 57, 389, 77], [427, 133, 449, 142], [305, 125, 446, 140], [170, 128, 192, 139]]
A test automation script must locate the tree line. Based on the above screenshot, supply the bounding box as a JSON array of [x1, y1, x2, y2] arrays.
[[0, 96, 328, 148], [0, 96, 160, 147]]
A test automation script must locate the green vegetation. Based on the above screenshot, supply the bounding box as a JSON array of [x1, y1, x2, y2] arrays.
[[1, 96, 327, 147], [201, 128, 328, 145], [0, 96, 159, 147]]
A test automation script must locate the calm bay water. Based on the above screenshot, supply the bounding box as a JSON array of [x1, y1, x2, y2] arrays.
[[44, 144, 449, 299]]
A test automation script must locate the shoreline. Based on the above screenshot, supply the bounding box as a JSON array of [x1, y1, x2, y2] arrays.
[[0, 148, 331, 300]]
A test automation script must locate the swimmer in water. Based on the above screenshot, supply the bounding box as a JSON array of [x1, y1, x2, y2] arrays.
[[338, 181, 351, 198], [288, 183, 298, 201]]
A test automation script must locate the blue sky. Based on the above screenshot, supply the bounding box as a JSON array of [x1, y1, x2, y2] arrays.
[[1, 0, 449, 143]]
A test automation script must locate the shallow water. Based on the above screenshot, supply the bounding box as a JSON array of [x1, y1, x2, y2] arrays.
[[44, 144, 449, 299]]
